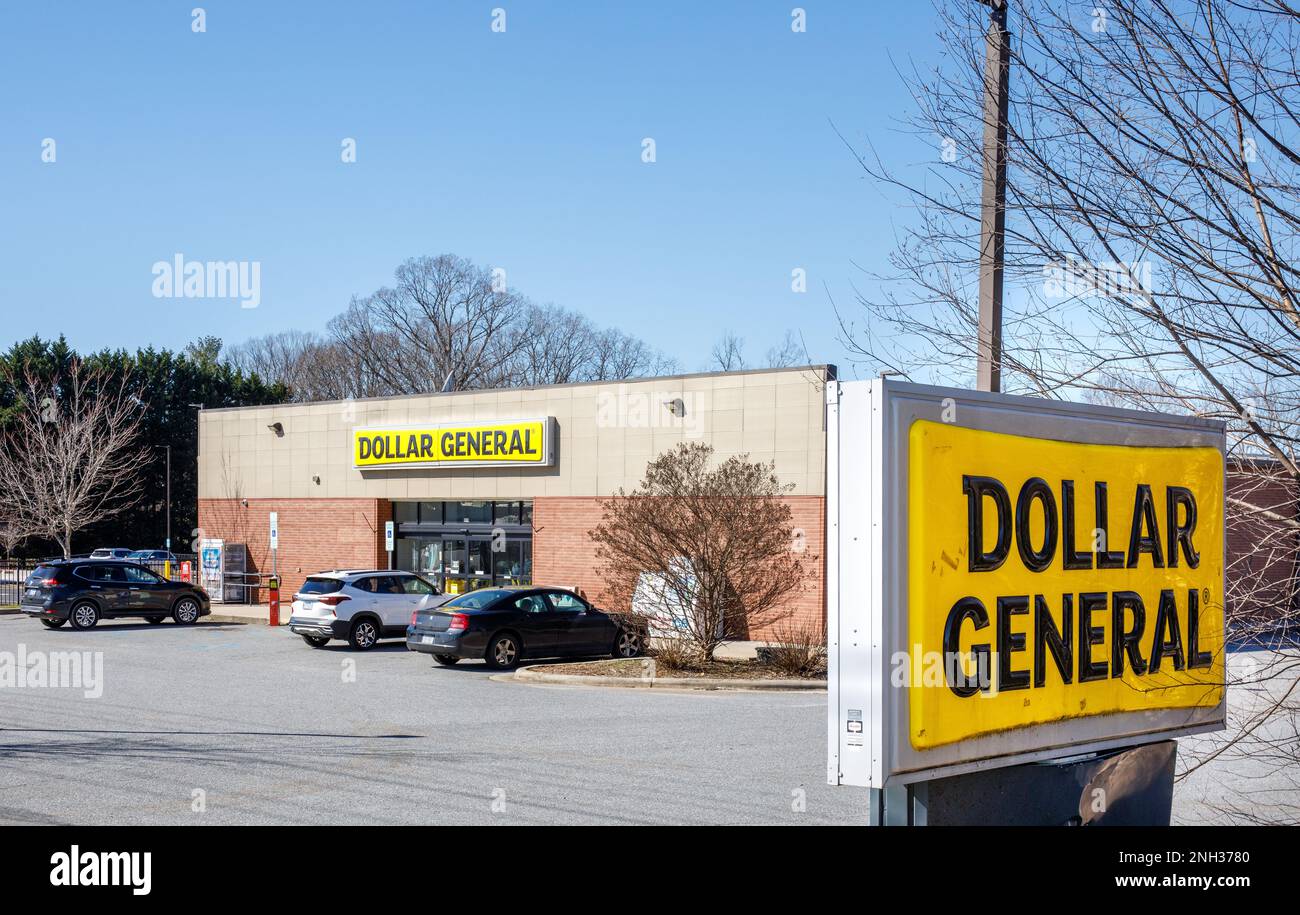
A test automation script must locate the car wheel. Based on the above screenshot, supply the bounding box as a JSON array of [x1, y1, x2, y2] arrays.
[[70, 601, 100, 630], [173, 597, 201, 625], [40, 618, 67, 629], [302, 635, 331, 648], [433, 654, 459, 666], [484, 633, 520, 670], [613, 627, 643, 658], [349, 618, 379, 650], [146, 616, 166, 625]]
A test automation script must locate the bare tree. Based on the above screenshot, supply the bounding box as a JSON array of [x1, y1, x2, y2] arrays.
[[765, 329, 809, 368], [507, 303, 680, 386], [229, 255, 676, 400], [590, 442, 817, 662], [711, 329, 809, 372], [0, 362, 148, 559], [841, 0, 1300, 821], [330, 254, 525, 394], [0, 517, 27, 559], [710, 332, 747, 371]]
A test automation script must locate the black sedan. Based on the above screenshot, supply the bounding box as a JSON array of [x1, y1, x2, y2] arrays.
[[19, 559, 211, 629], [406, 586, 644, 669]]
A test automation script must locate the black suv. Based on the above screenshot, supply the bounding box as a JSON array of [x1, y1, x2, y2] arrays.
[[20, 560, 211, 629]]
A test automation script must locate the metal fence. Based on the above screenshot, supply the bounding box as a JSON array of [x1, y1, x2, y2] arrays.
[[0, 554, 200, 607]]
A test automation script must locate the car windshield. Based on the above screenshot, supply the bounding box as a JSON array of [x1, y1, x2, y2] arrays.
[[298, 577, 343, 595], [127, 551, 150, 559]]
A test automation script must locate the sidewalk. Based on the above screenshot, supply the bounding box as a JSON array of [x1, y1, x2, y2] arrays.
[[206, 603, 287, 625]]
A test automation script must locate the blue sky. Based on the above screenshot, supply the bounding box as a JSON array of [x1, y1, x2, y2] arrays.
[[0, 1, 938, 377]]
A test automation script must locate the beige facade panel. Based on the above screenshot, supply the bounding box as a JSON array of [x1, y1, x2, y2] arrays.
[[198, 366, 831, 500]]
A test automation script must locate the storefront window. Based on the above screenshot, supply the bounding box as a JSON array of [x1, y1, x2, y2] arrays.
[[394, 502, 418, 524], [521, 501, 533, 525], [493, 501, 520, 525], [419, 501, 442, 524], [447, 501, 492, 524]]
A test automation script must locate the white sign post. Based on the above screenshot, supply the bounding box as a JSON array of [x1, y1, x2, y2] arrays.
[[385, 520, 395, 569], [269, 512, 279, 579]]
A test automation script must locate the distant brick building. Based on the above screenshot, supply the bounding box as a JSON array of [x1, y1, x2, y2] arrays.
[[1226, 457, 1299, 633], [196, 366, 832, 639]]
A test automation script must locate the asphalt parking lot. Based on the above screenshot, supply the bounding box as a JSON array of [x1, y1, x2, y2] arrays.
[[0, 616, 867, 825]]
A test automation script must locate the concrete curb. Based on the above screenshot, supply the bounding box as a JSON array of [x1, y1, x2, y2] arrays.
[[203, 614, 289, 626], [511, 663, 826, 692]]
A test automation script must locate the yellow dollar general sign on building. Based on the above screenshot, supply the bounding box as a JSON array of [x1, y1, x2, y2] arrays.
[[907, 420, 1225, 749], [353, 419, 553, 469]]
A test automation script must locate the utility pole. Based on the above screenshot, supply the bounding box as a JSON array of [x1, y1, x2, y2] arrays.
[[155, 444, 172, 551], [976, 0, 1011, 393]]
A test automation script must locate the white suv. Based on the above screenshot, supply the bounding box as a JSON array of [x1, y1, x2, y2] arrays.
[[288, 570, 448, 650]]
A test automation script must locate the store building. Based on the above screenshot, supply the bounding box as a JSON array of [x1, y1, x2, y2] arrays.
[[196, 365, 833, 637]]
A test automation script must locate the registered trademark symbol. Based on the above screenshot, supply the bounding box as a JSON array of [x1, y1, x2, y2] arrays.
[[1202, 588, 1210, 604]]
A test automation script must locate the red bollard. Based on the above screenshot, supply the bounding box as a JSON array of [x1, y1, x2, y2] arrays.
[[268, 576, 281, 627]]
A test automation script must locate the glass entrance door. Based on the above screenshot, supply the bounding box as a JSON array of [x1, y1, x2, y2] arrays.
[[393, 500, 534, 592]]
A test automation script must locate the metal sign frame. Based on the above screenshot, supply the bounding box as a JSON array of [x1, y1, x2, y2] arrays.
[[827, 379, 1227, 788]]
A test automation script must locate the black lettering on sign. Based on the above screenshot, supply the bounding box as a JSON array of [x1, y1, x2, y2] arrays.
[[1188, 588, 1212, 669], [1015, 477, 1058, 573], [359, 437, 373, 460], [1094, 482, 1126, 569], [406, 434, 419, 458], [1127, 483, 1165, 568], [374, 435, 387, 459], [1060, 481, 1092, 570], [1033, 594, 1073, 687], [510, 430, 523, 454], [494, 430, 507, 455], [419, 434, 433, 458], [1166, 486, 1199, 568], [943, 596, 990, 698], [467, 431, 481, 456], [996, 595, 1031, 692], [1110, 590, 1148, 677], [440, 432, 454, 457], [1077, 592, 1109, 682], [962, 475, 1012, 572], [1149, 589, 1186, 673], [455, 431, 467, 456]]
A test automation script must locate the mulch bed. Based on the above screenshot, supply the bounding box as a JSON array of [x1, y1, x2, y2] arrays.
[[540, 657, 821, 681]]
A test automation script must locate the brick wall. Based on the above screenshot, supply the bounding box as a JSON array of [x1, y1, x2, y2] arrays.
[[533, 495, 826, 641], [1226, 463, 1298, 628], [197, 498, 389, 601]]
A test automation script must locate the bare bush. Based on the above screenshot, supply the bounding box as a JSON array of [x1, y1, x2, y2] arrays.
[[591, 441, 818, 662], [762, 614, 828, 678]]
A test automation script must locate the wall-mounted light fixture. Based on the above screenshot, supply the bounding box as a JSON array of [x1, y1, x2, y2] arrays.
[[268, 422, 284, 436], [312, 475, 321, 485], [663, 397, 686, 417]]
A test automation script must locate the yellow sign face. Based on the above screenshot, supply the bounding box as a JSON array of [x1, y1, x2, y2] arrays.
[[908, 420, 1224, 749], [353, 420, 549, 468]]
